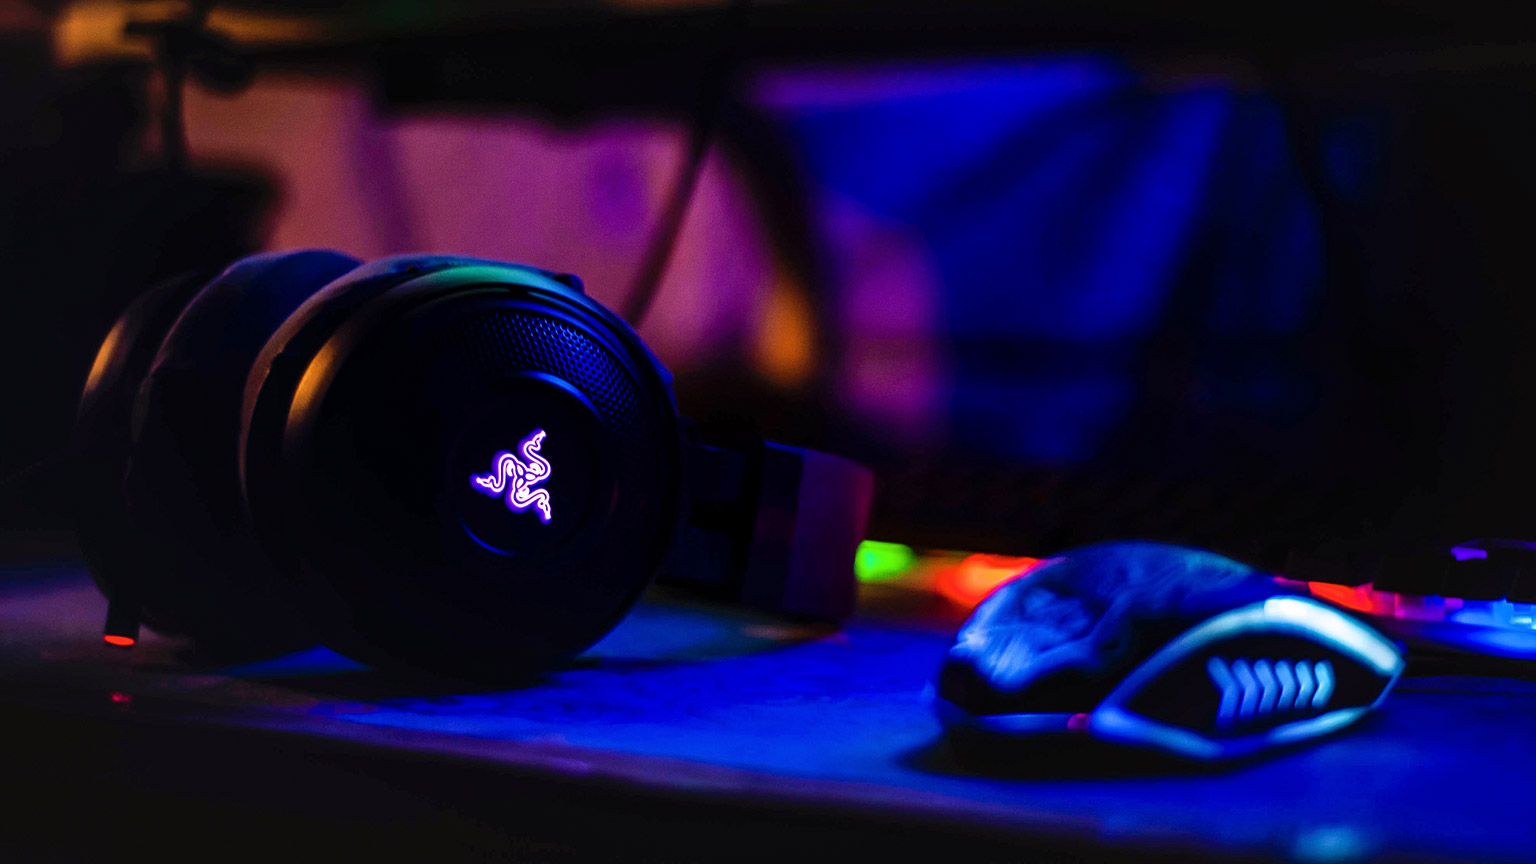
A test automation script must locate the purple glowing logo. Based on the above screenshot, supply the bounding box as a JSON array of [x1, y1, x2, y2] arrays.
[[470, 428, 553, 523]]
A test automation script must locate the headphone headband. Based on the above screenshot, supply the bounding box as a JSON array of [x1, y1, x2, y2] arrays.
[[663, 441, 871, 621]]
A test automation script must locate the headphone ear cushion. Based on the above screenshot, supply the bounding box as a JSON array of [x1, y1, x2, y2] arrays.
[[75, 268, 216, 627], [122, 249, 361, 657]]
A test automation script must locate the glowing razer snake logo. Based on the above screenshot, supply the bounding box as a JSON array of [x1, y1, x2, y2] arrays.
[[469, 429, 553, 523]]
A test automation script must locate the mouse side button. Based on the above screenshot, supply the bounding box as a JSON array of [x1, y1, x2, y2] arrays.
[[1086, 597, 1404, 761]]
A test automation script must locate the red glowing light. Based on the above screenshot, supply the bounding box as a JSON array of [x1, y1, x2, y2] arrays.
[[103, 634, 136, 647], [1302, 581, 1390, 616], [1286, 579, 1468, 623], [110, 692, 131, 705], [936, 554, 1049, 607]]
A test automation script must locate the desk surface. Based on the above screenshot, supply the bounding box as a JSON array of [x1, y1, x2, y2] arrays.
[[1, 551, 1533, 863]]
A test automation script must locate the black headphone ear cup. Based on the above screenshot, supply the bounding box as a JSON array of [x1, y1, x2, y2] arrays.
[[75, 268, 215, 629], [119, 250, 360, 657], [239, 256, 684, 680]]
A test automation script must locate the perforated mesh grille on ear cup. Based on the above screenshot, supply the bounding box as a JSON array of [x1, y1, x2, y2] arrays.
[[450, 312, 651, 453]]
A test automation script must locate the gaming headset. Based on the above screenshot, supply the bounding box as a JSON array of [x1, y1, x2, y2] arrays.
[[75, 250, 872, 680]]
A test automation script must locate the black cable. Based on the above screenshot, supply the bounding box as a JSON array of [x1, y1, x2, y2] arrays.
[[169, 2, 217, 173], [620, 0, 750, 326], [125, 0, 216, 174]]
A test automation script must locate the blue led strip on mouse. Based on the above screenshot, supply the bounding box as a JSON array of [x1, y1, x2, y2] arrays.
[[1086, 597, 1404, 760], [1206, 656, 1334, 729]]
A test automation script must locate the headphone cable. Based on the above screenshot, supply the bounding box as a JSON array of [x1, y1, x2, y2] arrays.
[[620, 0, 749, 326]]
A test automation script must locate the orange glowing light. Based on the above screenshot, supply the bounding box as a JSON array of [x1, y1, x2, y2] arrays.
[[289, 341, 342, 426], [752, 275, 817, 389], [103, 634, 136, 647], [83, 318, 127, 396], [936, 553, 1048, 607]]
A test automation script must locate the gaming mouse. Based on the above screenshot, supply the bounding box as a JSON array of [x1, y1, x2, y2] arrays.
[[935, 541, 1404, 761]]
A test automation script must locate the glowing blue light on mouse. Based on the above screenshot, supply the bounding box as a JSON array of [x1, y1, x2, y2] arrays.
[[470, 428, 553, 523], [1207, 656, 1334, 728]]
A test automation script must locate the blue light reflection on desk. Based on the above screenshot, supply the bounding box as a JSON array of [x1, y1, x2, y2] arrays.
[[204, 594, 1536, 864], [6, 562, 1528, 864], [314, 601, 949, 781]]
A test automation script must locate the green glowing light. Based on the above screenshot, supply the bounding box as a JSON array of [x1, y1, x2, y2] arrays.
[[855, 540, 917, 583]]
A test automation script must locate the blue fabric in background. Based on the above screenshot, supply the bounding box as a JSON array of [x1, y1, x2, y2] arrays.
[[778, 60, 1324, 467]]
